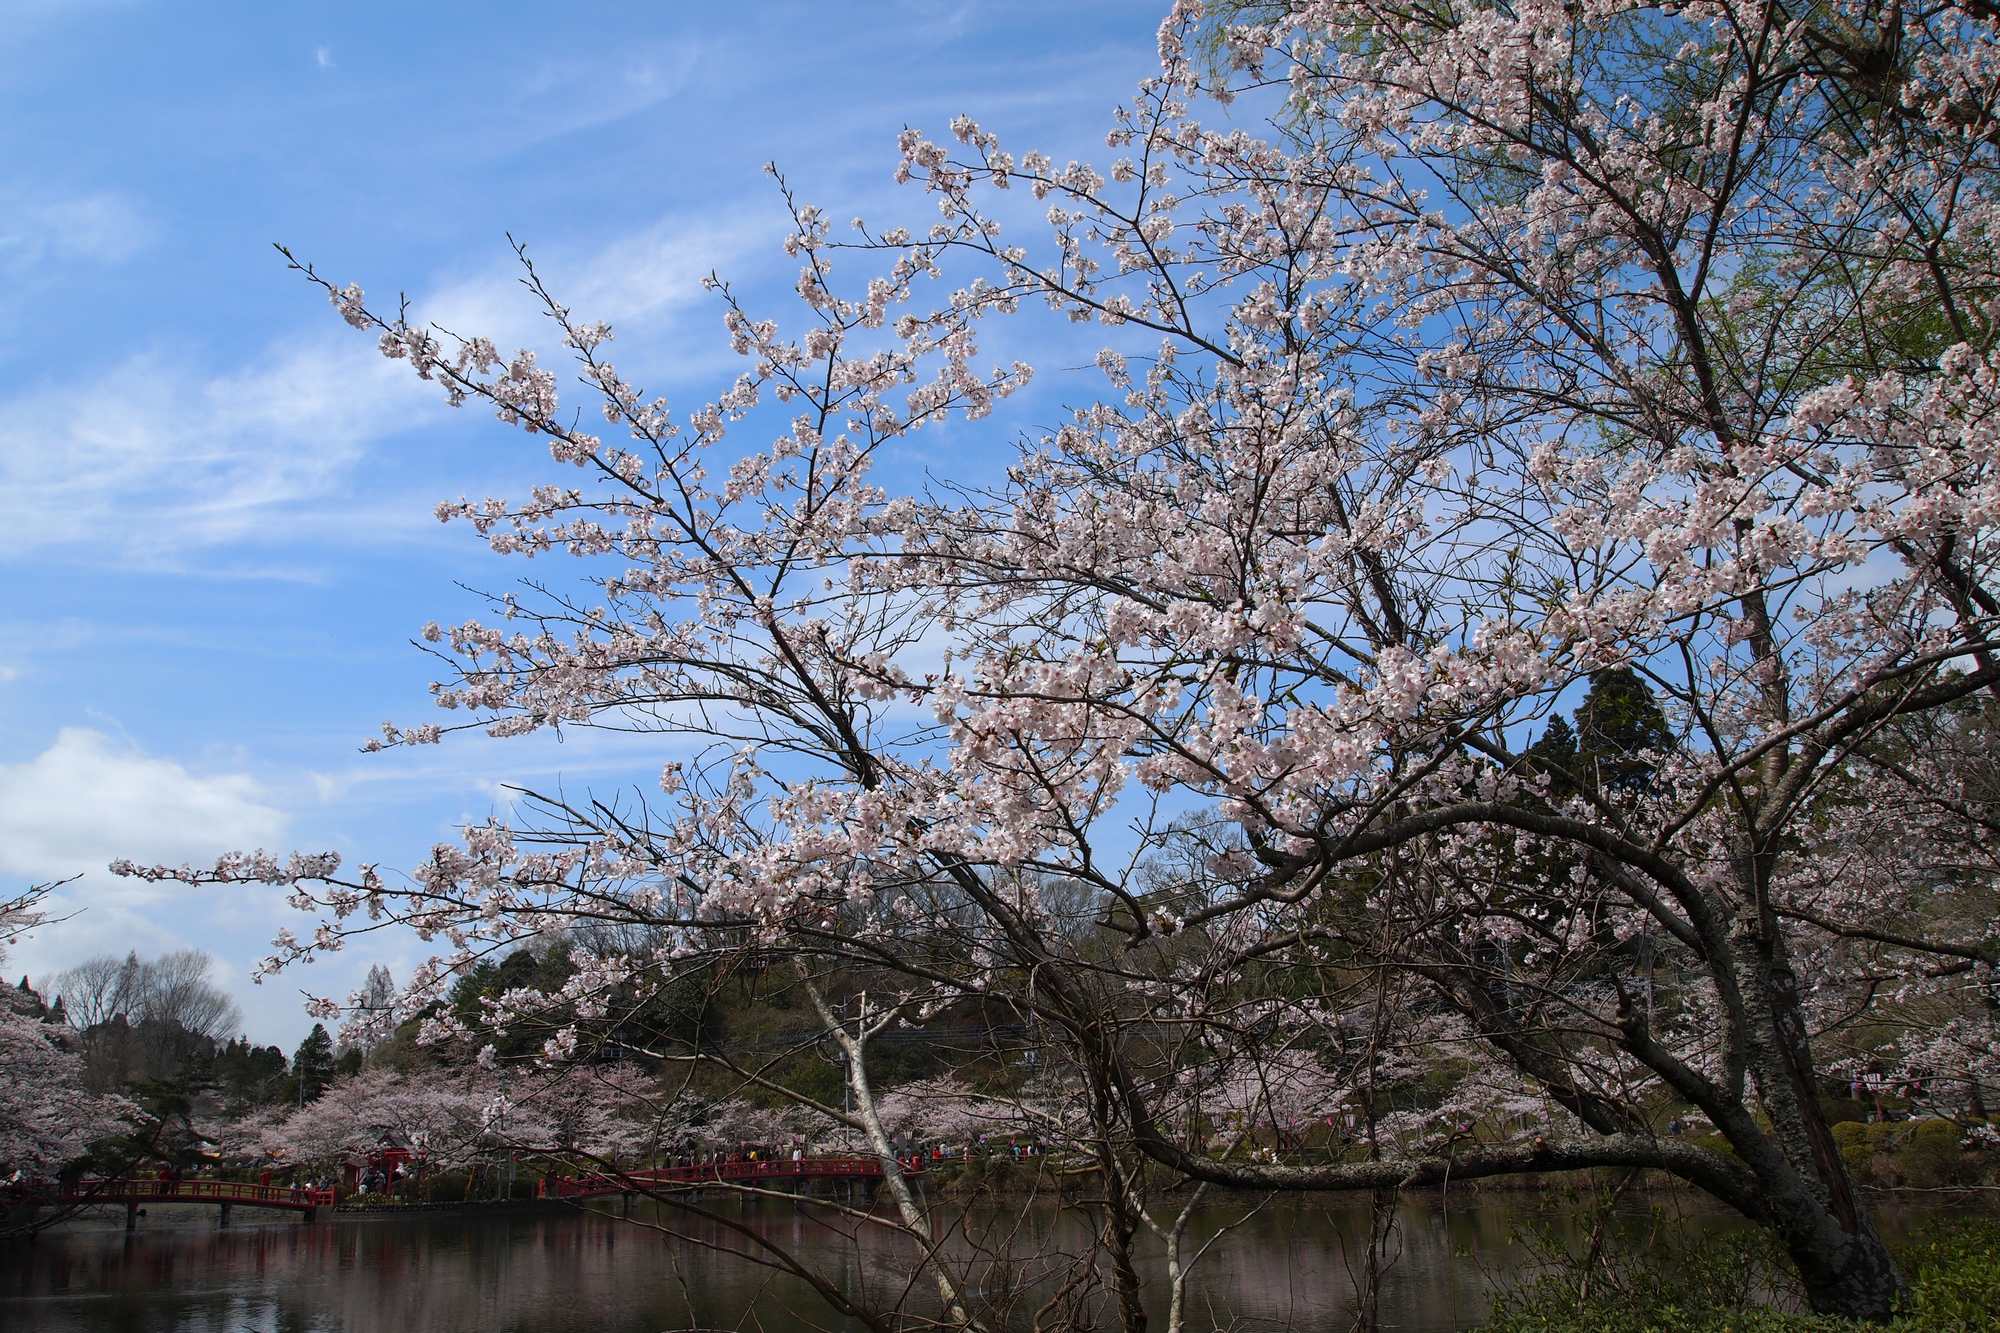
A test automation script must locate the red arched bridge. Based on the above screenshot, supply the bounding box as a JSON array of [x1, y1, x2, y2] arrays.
[[28, 1178, 337, 1227], [541, 1155, 924, 1200]]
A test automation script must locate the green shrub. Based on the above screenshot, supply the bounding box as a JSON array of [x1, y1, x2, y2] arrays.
[[1491, 1217, 1799, 1332], [1485, 1218, 2000, 1331], [426, 1171, 469, 1203], [1901, 1120, 1966, 1190], [1827, 1120, 1943, 1188], [1897, 1218, 2000, 1328], [1832, 1121, 1877, 1185]]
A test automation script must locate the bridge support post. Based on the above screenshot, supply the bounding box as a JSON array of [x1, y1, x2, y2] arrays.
[[621, 1192, 632, 1217], [218, 1202, 232, 1228], [304, 1205, 317, 1223], [125, 1200, 138, 1233]]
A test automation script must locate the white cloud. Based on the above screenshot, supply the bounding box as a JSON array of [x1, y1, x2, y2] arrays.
[[501, 42, 703, 146], [314, 45, 333, 69], [301, 720, 695, 812], [0, 338, 424, 559], [0, 186, 151, 273], [419, 214, 762, 354], [0, 212, 766, 566], [0, 0, 144, 69], [0, 728, 313, 1041], [889, 0, 977, 37], [0, 727, 288, 892]]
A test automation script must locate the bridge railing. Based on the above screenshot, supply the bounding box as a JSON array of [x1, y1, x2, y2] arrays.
[[52, 1178, 337, 1208]]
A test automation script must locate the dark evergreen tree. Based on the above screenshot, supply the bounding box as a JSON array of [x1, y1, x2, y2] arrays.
[[216, 1033, 310, 1105], [1574, 667, 1671, 795], [445, 944, 584, 1060], [291, 1023, 336, 1103], [1522, 712, 1580, 799]]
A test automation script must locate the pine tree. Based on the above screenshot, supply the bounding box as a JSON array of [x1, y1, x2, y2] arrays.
[[1522, 713, 1580, 799], [1574, 667, 1671, 795], [291, 1023, 336, 1104]]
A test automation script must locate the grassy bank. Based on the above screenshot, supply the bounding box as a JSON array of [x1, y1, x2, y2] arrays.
[[1486, 1216, 2000, 1331]]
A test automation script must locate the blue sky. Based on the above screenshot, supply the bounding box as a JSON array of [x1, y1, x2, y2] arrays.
[[1, 1, 1163, 1047]]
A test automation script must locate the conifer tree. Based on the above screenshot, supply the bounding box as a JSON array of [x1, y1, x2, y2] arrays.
[[291, 1023, 335, 1104]]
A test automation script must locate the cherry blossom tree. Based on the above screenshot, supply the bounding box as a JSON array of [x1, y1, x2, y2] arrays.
[[115, 0, 2000, 1320], [222, 1062, 670, 1181], [496, 1060, 678, 1164], [0, 885, 131, 1183], [224, 1066, 490, 1175], [0, 1010, 130, 1182], [873, 1076, 1027, 1146]]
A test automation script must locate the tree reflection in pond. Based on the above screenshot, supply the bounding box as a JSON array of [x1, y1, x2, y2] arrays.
[[0, 1193, 1791, 1332]]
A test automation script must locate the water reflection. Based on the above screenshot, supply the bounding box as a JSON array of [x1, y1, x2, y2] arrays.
[[0, 1192, 1720, 1332]]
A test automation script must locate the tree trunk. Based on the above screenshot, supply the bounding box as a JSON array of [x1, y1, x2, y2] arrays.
[[1687, 906, 1911, 1322], [1734, 934, 1908, 1321], [1788, 1223, 1905, 1322]]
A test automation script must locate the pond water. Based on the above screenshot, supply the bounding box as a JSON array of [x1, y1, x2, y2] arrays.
[[0, 1189, 1872, 1331]]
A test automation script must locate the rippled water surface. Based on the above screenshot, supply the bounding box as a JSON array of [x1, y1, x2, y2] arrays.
[[0, 1190, 1783, 1332]]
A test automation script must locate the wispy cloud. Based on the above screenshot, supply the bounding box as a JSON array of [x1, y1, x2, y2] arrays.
[[0, 212, 766, 568], [301, 720, 697, 814], [0, 338, 423, 561], [0, 0, 143, 61], [889, 0, 979, 39], [496, 41, 705, 148], [314, 44, 334, 69], [0, 186, 152, 274], [421, 215, 757, 346]]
